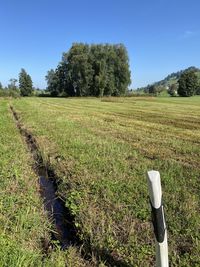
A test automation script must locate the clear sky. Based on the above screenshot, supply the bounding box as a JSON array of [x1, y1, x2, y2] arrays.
[[0, 0, 199, 89]]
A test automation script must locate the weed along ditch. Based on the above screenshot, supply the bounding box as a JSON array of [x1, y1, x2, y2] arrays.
[[10, 105, 79, 250]]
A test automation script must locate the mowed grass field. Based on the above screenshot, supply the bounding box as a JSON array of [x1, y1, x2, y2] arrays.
[[2, 96, 200, 266]]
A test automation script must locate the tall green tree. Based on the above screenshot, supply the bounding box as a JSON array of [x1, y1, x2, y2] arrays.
[[64, 43, 93, 96], [46, 43, 131, 97], [113, 44, 131, 95], [89, 44, 108, 96], [45, 69, 61, 96], [178, 70, 198, 97], [19, 69, 33, 96]]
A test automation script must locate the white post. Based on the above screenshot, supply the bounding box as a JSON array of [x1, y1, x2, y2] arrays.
[[147, 170, 169, 267]]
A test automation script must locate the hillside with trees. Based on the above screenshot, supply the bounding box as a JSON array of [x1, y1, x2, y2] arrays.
[[154, 66, 199, 87], [45, 43, 131, 97], [136, 66, 200, 97]]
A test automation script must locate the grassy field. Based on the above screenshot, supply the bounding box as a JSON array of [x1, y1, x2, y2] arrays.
[[2, 96, 200, 266], [0, 99, 92, 267]]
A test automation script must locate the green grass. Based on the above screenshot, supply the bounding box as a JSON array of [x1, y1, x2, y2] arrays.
[[0, 99, 91, 267], [8, 96, 200, 266]]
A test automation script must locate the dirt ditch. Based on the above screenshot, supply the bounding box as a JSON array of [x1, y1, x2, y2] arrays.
[[10, 105, 79, 250]]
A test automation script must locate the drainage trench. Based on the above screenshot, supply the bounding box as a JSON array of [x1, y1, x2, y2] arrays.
[[10, 106, 79, 250], [10, 106, 132, 267]]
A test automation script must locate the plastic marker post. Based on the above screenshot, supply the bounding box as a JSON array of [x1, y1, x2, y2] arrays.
[[147, 170, 169, 267]]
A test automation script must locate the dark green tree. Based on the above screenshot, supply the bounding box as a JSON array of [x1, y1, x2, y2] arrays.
[[64, 43, 93, 96], [89, 44, 108, 96], [178, 70, 198, 97], [45, 69, 61, 96], [148, 85, 157, 95], [113, 44, 131, 95], [19, 69, 33, 96]]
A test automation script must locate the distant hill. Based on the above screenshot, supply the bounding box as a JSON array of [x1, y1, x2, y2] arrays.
[[137, 66, 200, 92], [153, 66, 200, 88]]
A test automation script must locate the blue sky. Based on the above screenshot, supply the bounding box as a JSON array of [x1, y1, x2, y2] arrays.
[[0, 0, 199, 89]]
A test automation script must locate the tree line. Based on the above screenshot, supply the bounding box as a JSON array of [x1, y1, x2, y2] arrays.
[[1, 55, 199, 98], [0, 68, 34, 97], [158, 66, 199, 85], [45, 43, 131, 97]]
